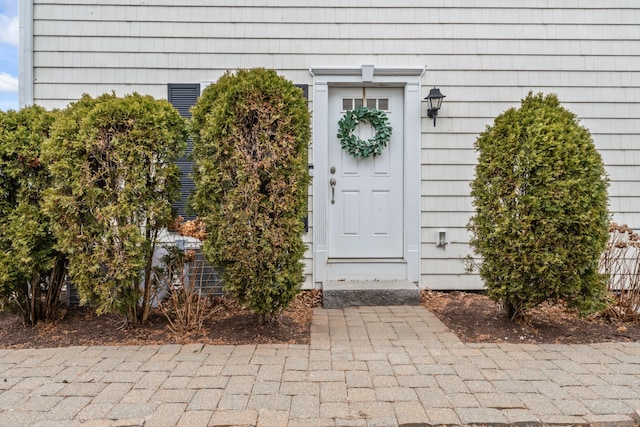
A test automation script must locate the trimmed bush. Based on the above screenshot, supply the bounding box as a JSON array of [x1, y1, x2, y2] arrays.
[[0, 106, 66, 325], [468, 93, 610, 319], [191, 68, 310, 322], [42, 93, 187, 325]]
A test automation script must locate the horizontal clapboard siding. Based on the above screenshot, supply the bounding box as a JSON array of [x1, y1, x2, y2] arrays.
[[30, 1, 640, 290]]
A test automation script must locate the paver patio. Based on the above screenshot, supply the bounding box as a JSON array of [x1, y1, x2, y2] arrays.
[[1, 306, 639, 426]]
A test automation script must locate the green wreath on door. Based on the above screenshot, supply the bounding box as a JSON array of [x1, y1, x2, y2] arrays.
[[337, 106, 392, 158]]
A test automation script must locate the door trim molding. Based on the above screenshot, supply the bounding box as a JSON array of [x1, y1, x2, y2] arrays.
[[311, 66, 424, 287]]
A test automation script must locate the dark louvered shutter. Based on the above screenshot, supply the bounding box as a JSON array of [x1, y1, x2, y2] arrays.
[[168, 83, 200, 219], [295, 84, 308, 99], [168, 83, 308, 221], [167, 83, 224, 294]]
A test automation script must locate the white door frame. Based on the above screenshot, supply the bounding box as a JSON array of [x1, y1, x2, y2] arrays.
[[310, 66, 424, 287]]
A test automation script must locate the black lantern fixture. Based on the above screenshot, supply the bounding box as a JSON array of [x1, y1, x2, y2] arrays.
[[424, 87, 445, 127]]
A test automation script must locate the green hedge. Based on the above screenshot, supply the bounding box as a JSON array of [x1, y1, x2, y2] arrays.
[[0, 106, 66, 325], [191, 68, 310, 321], [43, 93, 187, 324], [468, 93, 610, 319]]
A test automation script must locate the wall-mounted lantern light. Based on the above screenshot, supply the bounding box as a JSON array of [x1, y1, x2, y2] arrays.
[[424, 87, 445, 127]]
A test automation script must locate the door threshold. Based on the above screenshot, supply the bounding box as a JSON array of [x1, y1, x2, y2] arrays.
[[327, 258, 405, 263]]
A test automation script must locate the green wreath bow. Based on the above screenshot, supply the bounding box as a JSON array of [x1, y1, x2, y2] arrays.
[[337, 106, 392, 158]]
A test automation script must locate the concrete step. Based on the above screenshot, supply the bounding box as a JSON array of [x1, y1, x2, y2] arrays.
[[322, 280, 420, 308]]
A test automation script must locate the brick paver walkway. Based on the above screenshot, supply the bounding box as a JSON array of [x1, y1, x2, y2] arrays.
[[1, 306, 639, 426]]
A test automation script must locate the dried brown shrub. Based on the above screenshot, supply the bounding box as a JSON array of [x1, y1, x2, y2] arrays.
[[154, 246, 221, 336], [600, 223, 640, 321]]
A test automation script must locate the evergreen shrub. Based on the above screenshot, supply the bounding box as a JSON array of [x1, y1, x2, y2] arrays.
[[43, 93, 187, 324], [468, 93, 610, 319], [190, 68, 310, 322], [0, 106, 66, 325]]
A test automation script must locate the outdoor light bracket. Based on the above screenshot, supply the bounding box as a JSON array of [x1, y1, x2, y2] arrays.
[[424, 87, 445, 127]]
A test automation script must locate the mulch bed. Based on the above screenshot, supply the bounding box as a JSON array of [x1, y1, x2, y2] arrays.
[[1, 289, 638, 349], [0, 290, 322, 349], [421, 290, 640, 344]]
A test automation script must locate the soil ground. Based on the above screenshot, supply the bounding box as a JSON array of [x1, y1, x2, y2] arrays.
[[0, 291, 322, 349], [422, 290, 640, 344], [1, 290, 638, 349]]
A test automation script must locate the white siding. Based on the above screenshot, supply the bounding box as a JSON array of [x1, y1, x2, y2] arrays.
[[30, 1, 640, 290]]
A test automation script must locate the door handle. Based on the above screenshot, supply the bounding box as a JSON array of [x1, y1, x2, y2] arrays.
[[329, 177, 336, 204]]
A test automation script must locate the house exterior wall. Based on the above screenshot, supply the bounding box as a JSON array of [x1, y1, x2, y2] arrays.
[[23, 1, 640, 290]]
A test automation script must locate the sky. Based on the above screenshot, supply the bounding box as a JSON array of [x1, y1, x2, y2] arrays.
[[0, 0, 18, 111]]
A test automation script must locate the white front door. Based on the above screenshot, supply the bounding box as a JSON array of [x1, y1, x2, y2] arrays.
[[328, 87, 404, 259]]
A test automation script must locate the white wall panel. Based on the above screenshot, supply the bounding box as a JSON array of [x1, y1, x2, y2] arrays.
[[422, 165, 476, 182], [421, 274, 483, 291], [422, 212, 473, 229], [421, 181, 473, 197], [422, 149, 477, 166], [421, 196, 474, 213], [30, 1, 640, 290], [612, 214, 640, 231]]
